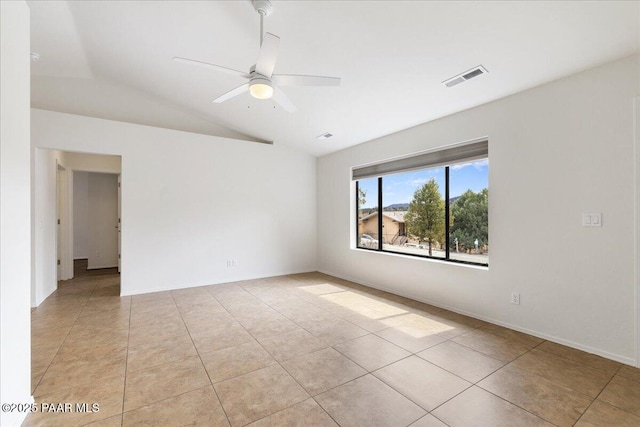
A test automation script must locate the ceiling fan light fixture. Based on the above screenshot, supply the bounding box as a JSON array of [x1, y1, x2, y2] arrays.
[[249, 78, 274, 100]]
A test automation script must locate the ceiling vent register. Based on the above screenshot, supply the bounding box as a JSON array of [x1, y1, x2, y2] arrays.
[[442, 65, 488, 87]]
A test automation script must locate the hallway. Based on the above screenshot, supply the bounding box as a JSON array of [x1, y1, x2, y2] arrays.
[[73, 259, 119, 278]]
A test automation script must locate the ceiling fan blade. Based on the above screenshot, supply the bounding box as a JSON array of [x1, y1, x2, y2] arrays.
[[273, 74, 341, 87], [272, 87, 297, 112], [255, 33, 280, 77], [173, 57, 250, 79], [213, 83, 250, 103]]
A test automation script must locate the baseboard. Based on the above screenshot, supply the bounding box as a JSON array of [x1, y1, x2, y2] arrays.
[[120, 268, 317, 297], [318, 268, 637, 367], [86, 264, 117, 270], [34, 284, 57, 307], [1, 395, 34, 427]]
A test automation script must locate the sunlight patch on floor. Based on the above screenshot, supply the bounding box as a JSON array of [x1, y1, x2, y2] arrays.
[[388, 313, 455, 338], [298, 283, 348, 295], [319, 291, 408, 320]]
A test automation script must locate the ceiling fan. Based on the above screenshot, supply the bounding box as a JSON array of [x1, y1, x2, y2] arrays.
[[173, 0, 341, 112]]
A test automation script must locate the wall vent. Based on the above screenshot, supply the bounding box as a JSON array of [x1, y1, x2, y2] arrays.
[[442, 65, 488, 88]]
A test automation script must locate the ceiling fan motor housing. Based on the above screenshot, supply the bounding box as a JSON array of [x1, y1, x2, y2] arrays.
[[252, 0, 273, 16]]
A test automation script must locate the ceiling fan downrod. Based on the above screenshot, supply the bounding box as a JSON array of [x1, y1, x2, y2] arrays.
[[251, 0, 273, 46]]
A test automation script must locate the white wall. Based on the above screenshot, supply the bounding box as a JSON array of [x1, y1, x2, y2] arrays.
[[1, 1, 33, 426], [32, 110, 318, 296], [87, 172, 119, 269], [318, 55, 640, 365], [73, 171, 89, 259]]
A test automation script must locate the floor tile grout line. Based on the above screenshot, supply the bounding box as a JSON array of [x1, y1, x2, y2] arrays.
[[533, 343, 624, 377], [242, 283, 358, 427], [446, 384, 563, 427], [329, 336, 410, 373], [426, 411, 452, 427], [371, 360, 472, 418], [505, 339, 618, 404], [479, 324, 625, 382], [455, 339, 576, 426], [373, 330, 560, 426], [279, 348, 371, 396], [238, 278, 482, 424], [210, 277, 505, 426], [211, 288, 315, 426], [30, 277, 100, 396], [119, 287, 133, 427], [212, 279, 360, 426], [410, 329, 623, 427], [32, 274, 640, 427], [471, 338, 591, 427], [571, 368, 631, 427], [172, 291, 237, 427], [116, 384, 214, 421]]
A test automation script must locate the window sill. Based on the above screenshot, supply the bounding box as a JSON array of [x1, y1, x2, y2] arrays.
[[352, 247, 489, 271]]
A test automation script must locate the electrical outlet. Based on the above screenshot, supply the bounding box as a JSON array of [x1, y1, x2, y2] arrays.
[[226, 259, 232, 267], [232, 259, 238, 267], [511, 292, 520, 305]]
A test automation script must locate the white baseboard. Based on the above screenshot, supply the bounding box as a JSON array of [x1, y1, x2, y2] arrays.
[[87, 264, 117, 270], [318, 268, 637, 367], [120, 268, 317, 297]]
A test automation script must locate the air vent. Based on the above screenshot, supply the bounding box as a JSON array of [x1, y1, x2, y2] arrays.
[[442, 65, 488, 88], [316, 132, 333, 140]]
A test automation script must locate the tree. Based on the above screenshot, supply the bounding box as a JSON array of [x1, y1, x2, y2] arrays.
[[358, 187, 367, 207], [450, 188, 488, 253], [404, 179, 445, 256], [357, 187, 368, 218]]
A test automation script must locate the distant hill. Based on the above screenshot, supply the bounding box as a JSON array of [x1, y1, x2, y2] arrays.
[[383, 198, 460, 211], [384, 203, 409, 210]]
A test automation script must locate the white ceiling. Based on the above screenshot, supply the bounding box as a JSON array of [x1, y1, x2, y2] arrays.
[[29, 1, 639, 157]]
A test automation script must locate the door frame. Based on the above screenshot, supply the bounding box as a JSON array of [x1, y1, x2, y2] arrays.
[[117, 174, 121, 273], [56, 161, 74, 282], [635, 97, 640, 368]]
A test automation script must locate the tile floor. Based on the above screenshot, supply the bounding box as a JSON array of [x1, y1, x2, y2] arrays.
[[26, 272, 640, 427]]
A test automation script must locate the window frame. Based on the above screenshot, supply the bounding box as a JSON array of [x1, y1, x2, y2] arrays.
[[354, 142, 488, 267]]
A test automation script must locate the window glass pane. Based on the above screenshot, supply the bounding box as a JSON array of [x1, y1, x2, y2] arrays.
[[449, 159, 489, 264], [357, 177, 379, 249], [382, 168, 446, 258]]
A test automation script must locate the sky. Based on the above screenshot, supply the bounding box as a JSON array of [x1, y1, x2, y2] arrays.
[[359, 159, 488, 208]]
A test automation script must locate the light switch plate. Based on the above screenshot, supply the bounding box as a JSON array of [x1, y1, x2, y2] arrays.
[[582, 212, 602, 227]]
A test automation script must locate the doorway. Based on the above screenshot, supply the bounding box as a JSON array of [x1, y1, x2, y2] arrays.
[[72, 171, 120, 278], [40, 150, 123, 300]]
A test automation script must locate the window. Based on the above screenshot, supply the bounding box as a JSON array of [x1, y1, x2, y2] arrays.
[[354, 140, 489, 266]]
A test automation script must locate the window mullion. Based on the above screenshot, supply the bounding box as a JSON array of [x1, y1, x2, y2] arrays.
[[355, 180, 359, 248], [445, 166, 450, 260], [377, 176, 383, 251]]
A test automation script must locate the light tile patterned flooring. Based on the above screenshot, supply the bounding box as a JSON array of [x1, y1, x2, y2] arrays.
[[27, 272, 640, 427]]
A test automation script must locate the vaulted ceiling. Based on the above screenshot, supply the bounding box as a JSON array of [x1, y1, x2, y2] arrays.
[[29, 1, 639, 156]]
